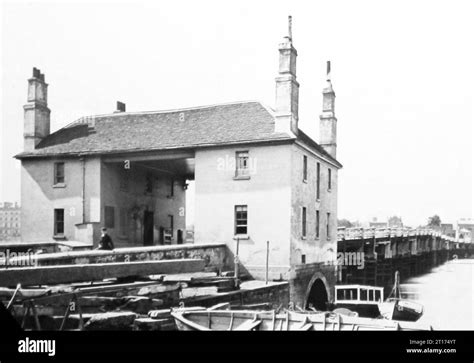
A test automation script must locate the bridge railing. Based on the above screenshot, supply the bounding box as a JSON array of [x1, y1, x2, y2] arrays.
[[337, 227, 467, 243]]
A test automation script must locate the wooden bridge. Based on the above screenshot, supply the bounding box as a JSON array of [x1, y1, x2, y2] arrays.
[[336, 227, 473, 294]]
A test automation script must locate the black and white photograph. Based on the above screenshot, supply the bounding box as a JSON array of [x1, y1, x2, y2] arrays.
[[0, 0, 473, 361]]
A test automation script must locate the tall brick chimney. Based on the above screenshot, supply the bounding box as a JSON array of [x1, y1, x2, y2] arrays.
[[274, 16, 299, 136], [23, 67, 50, 151], [319, 61, 337, 158]]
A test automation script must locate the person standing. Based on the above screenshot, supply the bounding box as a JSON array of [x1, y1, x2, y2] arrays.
[[96, 227, 114, 250]]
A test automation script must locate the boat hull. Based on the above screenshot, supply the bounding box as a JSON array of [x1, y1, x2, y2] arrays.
[[171, 309, 432, 331], [378, 299, 423, 322]]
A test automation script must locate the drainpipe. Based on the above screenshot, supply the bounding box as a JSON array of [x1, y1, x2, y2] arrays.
[[79, 155, 86, 224], [234, 238, 240, 289]]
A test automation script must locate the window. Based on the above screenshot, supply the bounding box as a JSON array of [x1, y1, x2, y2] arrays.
[[328, 168, 332, 190], [316, 210, 320, 239], [104, 206, 115, 228], [235, 205, 248, 235], [327, 212, 330, 239], [54, 209, 64, 235], [303, 155, 308, 182], [316, 162, 320, 199], [301, 254, 306, 264], [54, 162, 65, 184], [302, 207, 307, 238], [235, 151, 250, 177]]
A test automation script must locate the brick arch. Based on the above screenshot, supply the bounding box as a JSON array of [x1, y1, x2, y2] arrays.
[[304, 272, 331, 310]]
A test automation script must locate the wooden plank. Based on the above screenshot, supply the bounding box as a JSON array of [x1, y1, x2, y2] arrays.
[[234, 319, 261, 331], [0, 259, 205, 287], [0, 280, 165, 301]]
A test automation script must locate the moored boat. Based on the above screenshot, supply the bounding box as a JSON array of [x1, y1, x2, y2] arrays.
[[332, 271, 424, 322], [378, 298, 424, 322], [332, 284, 384, 318], [171, 308, 432, 331], [378, 271, 423, 322]]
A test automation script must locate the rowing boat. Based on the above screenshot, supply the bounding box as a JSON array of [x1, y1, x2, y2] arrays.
[[171, 309, 433, 331]]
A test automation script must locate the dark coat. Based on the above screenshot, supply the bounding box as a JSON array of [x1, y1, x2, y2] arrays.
[[97, 234, 114, 250]]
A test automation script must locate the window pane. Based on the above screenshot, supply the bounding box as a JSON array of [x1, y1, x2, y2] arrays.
[[236, 152, 249, 176], [303, 155, 307, 181], [316, 210, 320, 238], [55, 162, 65, 184], [234, 205, 248, 234], [302, 207, 307, 237], [316, 162, 320, 199], [327, 212, 330, 238], [54, 209, 64, 235]]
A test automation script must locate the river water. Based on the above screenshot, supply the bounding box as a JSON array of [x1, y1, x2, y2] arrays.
[[400, 258, 474, 330]]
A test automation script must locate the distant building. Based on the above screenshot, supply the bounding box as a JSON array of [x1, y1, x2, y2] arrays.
[[369, 218, 388, 229], [0, 202, 21, 241], [440, 223, 455, 237], [456, 219, 473, 242], [387, 216, 403, 228]]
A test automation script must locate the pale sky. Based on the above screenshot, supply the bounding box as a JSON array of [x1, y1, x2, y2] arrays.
[[1, 0, 472, 227]]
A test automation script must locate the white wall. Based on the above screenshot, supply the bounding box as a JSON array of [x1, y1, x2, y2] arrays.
[[290, 143, 338, 266], [21, 157, 101, 242], [194, 143, 293, 279]]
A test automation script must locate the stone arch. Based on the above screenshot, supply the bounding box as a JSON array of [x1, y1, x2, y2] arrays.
[[304, 272, 331, 311]]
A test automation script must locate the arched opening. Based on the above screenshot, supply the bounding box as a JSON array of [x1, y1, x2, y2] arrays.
[[306, 278, 329, 311]]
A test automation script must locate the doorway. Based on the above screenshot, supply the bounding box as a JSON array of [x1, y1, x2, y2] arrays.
[[306, 278, 329, 311], [143, 211, 154, 246]]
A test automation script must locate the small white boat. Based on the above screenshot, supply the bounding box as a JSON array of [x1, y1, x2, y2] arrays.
[[333, 284, 384, 318], [171, 308, 432, 331]]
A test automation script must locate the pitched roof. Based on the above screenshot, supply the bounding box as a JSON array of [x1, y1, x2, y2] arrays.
[[16, 101, 287, 157], [15, 100, 341, 167]]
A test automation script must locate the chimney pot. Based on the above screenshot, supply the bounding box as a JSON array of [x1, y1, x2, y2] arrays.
[[115, 101, 126, 113]]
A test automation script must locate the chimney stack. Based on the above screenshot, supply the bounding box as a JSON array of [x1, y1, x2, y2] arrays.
[[274, 16, 299, 136], [23, 67, 50, 151], [115, 101, 126, 113], [319, 61, 337, 158]]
